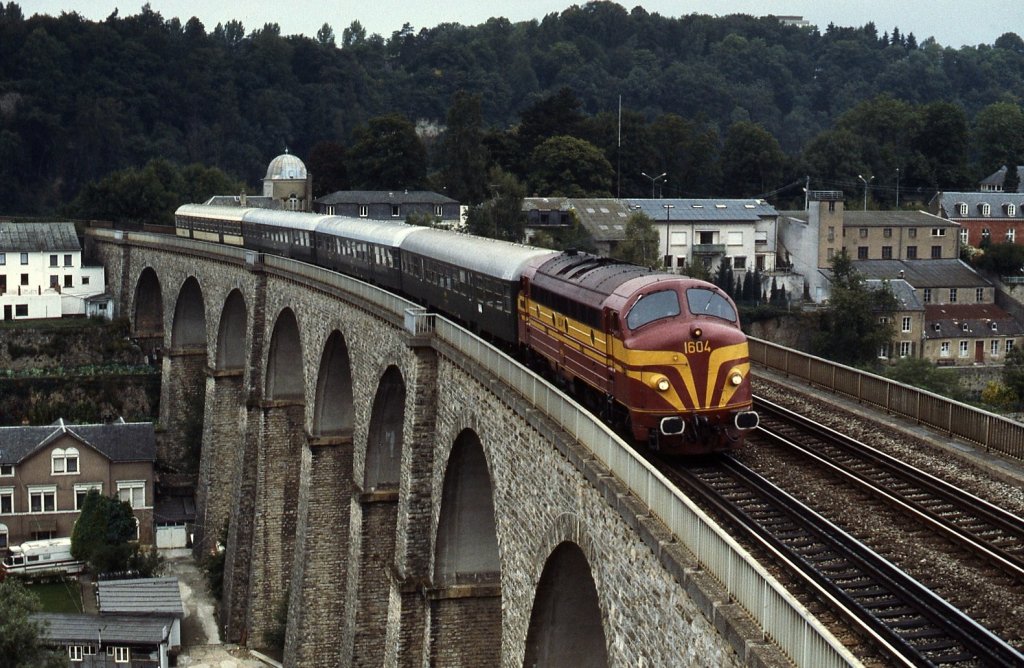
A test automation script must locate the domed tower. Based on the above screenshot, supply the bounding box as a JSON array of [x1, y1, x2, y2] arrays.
[[262, 150, 312, 211]]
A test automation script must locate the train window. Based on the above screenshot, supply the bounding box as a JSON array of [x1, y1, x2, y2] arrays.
[[685, 288, 737, 322], [626, 291, 680, 329]]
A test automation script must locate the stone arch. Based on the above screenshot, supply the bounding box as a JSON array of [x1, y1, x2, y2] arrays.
[[215, 290, 248, 370], [132, 267, 163, 339], [170, 277, 206, 348], [435, 429, 500, 581], [364, 365, 405, 489], [266, 308, 304, 401], [523, 541, 609, 667], [312, 330, 354, 436]]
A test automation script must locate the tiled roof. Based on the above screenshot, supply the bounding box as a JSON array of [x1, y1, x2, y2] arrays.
[[0, 420, 156, 465], [842, 210, 955, 227], [923, 303, 1024, 339], [97, 578, 184, 617], [315, 190, 457, 205], [979, 165, 1024, 192], [932, 191, 1024, 219], [865, 278, 923, 310], [34, 612, 173, 645], [627, 198, 778, 222], [853, 259, 990, 289], [0, 222, 80, 252]]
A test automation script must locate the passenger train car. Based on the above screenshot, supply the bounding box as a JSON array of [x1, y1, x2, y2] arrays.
[[175, 204, 757, 454]]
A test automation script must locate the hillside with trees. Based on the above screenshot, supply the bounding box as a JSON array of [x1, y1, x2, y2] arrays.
[[1, 2, 1023, 218]]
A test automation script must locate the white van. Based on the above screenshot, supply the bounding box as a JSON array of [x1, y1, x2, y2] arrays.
[[2, 537, 85, 576]]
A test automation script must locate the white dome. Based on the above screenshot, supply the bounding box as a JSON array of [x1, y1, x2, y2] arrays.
[[265, 152, 307, 180]]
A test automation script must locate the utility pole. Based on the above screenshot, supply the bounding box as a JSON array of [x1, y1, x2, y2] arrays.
[[663, 203, 675, 271]]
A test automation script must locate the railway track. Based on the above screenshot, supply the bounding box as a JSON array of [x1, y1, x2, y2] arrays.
[[754, 397, 1024, 584], [663, 456, 1024, 666]]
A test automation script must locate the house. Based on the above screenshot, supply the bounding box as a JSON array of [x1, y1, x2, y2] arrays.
[[313, 190, 461, 227], [34, 578, 183, 667], [929, 191, 1024, 248], [779, 192, 961, 303], [979, 165, 1024, 193], [262, 151, 313, 211], [0, 221, 111, 321], [523, 197, 629, 255], [864, 278, 926, 361], [854, 259, 1021, 365], [0, 419, 156, 550]]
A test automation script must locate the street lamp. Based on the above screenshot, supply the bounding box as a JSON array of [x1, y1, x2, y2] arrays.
[[663, 203, 675, 271], [858, 174, 874, 211], [642, 171, 667, 199], [895, 168, 900, 209]]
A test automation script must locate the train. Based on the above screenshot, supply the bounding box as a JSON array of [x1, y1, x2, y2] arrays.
[[175, 204, 758, 454]]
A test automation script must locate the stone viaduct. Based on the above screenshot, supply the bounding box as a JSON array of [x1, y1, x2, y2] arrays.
[[87, 229, 845, 667]]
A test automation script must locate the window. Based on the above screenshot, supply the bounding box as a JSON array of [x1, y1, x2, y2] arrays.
[[15, 304, 27, 317], [69, 646, 84, 661], [29, 486, 57, 513], [908, 228, 917, 238], [940, 341, 950, 356], [64, 275, 73, 288], [883, 227, 892, 238], [434, 204, 443, 216], [49, 254, 58, 267], [74, 484, 102, 510], [358, 204, 368, 217], [20, 273, 28, 286], [906, 246, 917, 259], [982, 228, 991, 242], [82, 276, 90, 285], [992, 340, 1000, 357], [685, 287, 737, 322], [857, 246, 868, 259], [878, 343, 889, 359], [949, 288, 958, 303], [923, 288, 932, 303], [1008, 340, 1016, 353], [20, 252, 28, 265], [956, 203, 967, 216], [49, 275, 58, 288], [827, 248, 835, 259], [64, 254, 72, 267], [0, 488, 13, 514], [827, 226, 835, 241], [859, 228, 868, 238], [931, 246, 942, 259], [52, 447, 79, 474], [83, 646, 96, 656], [732, 256, 746, 270], [0, 253, 5, 265], [980, 202, 991, 216], [1009, 229, 1016, 243], [931, 228, 946, 237], [902, 317, 911, 333], [882, 246, 893, 259], [112, 646, 130, 663], [1008, 204, 1017, 216], [976, 288, 985, 302], [900, 341, 911, 357], [626, 290, 681, 329], [0, 464, 12, 477], [959, 341, 969, 357], [960, 228, 969, 244], [391, 205, 400, 217], [727, 231, 743, 245], [117, 481, 146, 508]]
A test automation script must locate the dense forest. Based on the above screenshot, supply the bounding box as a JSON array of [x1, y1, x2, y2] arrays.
[[1, 1, 1023, 218]]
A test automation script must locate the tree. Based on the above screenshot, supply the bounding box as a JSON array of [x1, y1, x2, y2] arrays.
[[307, 141, 348, 198], [437, 91, 489, 204], [1002, 346, 1024, 407], [529, 135, 614, 197], [347, 114, 427, 190], [465, 166, 526, 242], [884, 358, 964, 399], [342, 20, 367, 46], [612, 212, 660, 269], [316, 23, 335, 47], [0, 579, 64, 668], [972, 241, 1024, 276], [973, 102, 1024, 174], [812, 251, 898, 366], [720, 121, 785, 197], [71, 490, 137, 574], [1004, 162, 1020, 194]]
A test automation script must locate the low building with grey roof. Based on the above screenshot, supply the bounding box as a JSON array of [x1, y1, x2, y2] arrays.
[[35, 611, 176, 667], [313, 190, 461, 227]]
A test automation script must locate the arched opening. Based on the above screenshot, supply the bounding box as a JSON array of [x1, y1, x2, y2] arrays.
[[364, 366, 405, 489], [523, 542, 608, 667], [266, 309, 304, 401], [170, 277, 206, 349], [132, 267, 163, 341], [435, 429, 499, 582], [312, 331, 353, 436], [215, 290, 248, 370]]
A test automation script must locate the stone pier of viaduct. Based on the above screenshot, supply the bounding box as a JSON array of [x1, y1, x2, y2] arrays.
[[87, 230, 806, 667]]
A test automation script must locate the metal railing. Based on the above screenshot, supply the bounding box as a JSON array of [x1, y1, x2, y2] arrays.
[[749, 338, 1024, 462], [93, 229, 860, 668]]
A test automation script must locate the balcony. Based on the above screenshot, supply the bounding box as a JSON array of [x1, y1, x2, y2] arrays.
[[692, 243, 725, 255]]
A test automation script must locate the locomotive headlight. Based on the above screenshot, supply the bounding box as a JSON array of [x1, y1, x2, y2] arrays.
[[729, 371, 744, 386], [650, 375, 671, 392]]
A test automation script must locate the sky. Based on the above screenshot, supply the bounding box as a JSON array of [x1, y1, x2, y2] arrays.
[[23, 1, 1021, 49]]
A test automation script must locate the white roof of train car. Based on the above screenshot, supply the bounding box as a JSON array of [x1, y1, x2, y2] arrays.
[[401, 228, 558, 281]]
